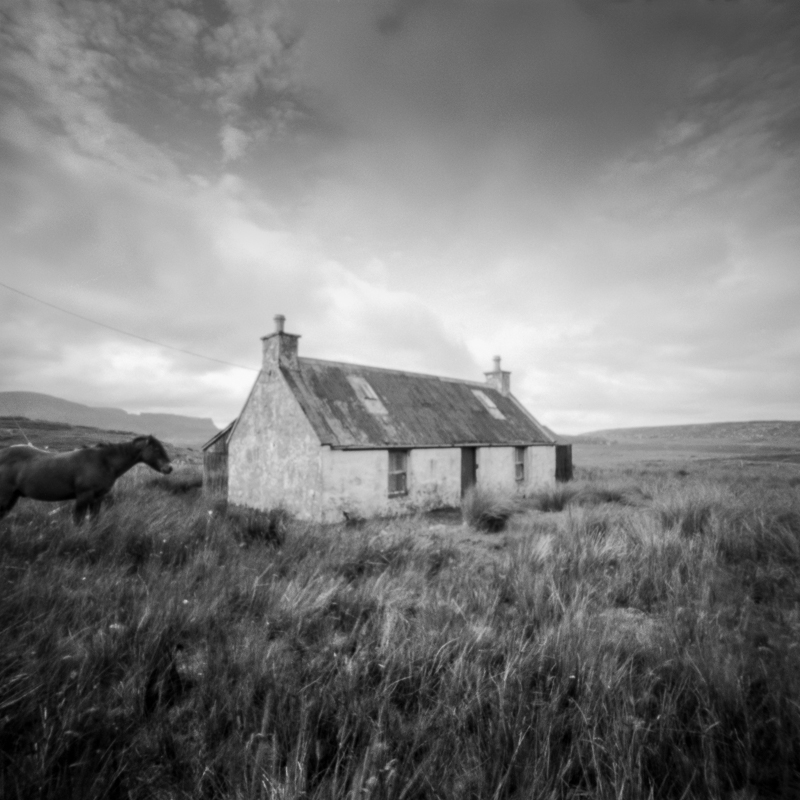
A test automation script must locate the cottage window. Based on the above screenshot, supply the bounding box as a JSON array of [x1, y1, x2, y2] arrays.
[[515, 447, 526, 482], [472, 389, 506, 421], [388, 450, 408, 496]]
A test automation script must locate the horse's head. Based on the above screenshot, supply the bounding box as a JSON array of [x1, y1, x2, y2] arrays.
[[136, 436, 173, 474]]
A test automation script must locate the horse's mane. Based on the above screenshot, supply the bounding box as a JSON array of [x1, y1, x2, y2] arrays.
[[9, 443, 49, 453], [85, 439, 137, 453], [83, 436, 164, 457], [92, 436, 154, 448]]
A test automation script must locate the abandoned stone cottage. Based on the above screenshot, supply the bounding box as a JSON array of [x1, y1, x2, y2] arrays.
[[204, 316, 557, 522]]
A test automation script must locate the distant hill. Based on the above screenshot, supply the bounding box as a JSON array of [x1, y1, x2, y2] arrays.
[[0, 417, 202, 463], [538, 423, 570, 443], [578, 421, 800, 446], [0, 392, 218, 447]]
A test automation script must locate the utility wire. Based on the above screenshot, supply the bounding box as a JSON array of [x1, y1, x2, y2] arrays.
[[0, 280, 259, 372], [11, 417, 33, 445], [7, 418, 49, 450]]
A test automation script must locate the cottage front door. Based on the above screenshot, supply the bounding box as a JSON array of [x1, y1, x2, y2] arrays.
[[461, 447, 477, 497]]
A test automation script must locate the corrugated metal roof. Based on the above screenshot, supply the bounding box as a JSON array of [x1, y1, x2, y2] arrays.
[[202, 419, 235, 451], [282, 358, 554, 449]]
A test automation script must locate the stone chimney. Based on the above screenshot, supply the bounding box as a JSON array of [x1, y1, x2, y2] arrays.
[[261, 314, 300, 370], [484, 355, 510, 396]]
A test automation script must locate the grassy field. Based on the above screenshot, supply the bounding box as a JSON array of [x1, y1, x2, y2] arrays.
[[573, 440, 800, 470], [571, 420, 800, 471], [2, 447, 800, 797]]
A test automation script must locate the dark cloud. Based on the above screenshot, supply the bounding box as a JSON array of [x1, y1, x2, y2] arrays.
[[0, 0, 308, 171], [375, 0, 430, 35]]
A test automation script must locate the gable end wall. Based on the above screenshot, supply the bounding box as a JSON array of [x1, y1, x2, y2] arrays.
[[228, 368, 323, 518]]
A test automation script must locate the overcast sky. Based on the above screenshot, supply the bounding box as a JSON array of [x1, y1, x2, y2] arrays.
[[1, 0, 798, 433]]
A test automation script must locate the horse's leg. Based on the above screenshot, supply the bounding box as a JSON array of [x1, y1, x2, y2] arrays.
[[88, 494, 105, 521], [0, 491, 20, 520], [75, 490, 108, 524], [73, 493, 93, 525]]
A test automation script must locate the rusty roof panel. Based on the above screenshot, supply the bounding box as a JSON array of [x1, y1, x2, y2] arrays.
[[202, 419, 236, 451], [280, 358, 553, 449]]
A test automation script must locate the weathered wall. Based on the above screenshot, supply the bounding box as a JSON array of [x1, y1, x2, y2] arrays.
[[321, 448, 384, 521], [477, 446, 516, 492], [523, 445, 556, 492], [408, 447, 462, 508], [320, 446, 462, 522], [202, 433, 229, 501], [203, 451, 228, 501], [228, 361, 555, 521], [228, 369, 323, 518], [477, 445, 555, 494]]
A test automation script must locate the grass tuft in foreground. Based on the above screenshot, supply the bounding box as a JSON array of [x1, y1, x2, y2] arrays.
[[461, 486, 518, 532], [1, 463, 799, 798]]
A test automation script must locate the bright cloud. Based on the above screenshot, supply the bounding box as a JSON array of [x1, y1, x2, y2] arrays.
[[1, 0, 799, 433]]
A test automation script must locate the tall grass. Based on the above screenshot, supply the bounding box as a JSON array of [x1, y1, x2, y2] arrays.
[[461, 486, 518, 532], [1, 465, 799, 798]]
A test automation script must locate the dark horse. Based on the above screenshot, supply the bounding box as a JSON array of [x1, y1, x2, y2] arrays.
[[0, 435, 172, 522]]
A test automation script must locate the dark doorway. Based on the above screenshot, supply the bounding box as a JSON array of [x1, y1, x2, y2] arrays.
[[556, 444, 573, 482], [461, 447, 477, 497]]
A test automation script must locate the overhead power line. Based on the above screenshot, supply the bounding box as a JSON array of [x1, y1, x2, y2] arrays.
[[0, 280, 259, 372]]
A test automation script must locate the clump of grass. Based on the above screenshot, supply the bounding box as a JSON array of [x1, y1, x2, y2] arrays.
[[574, 482, 649, 507], [2, 462, 800, 799], [656, 486, 723, 537], [225, 504, 290, 546], [528, 483, 577, 511], [147, 465, 203, 495], [461, 486, 518, 532], [717, 507, 800, 570], [336, 535, 415, 582]]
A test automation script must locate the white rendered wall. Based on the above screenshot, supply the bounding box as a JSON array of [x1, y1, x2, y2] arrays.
[[476, 447, 515, 492], [228, 370, 324, 519], [321, 446, 463, 522], [229, 368, 557, 522], [408, 447, 462, 509], [523, 445, 556, 492], [477, 445, 555, 494]]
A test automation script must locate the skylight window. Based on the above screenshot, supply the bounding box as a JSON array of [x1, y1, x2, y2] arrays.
[[472, 389, 506, 421], [347, 375, 388, 415], [350, 376, 379, 400]]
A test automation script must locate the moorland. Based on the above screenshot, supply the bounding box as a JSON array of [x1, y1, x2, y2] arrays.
[[0, 391, 219, 447], [1, 421, 799, 799], [571, 420, 800, 469]]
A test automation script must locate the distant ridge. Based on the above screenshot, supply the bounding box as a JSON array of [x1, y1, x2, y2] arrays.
[[539, 423, 569, 443], [577, 420, 800, 446], [0, 391, 219, 447]]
